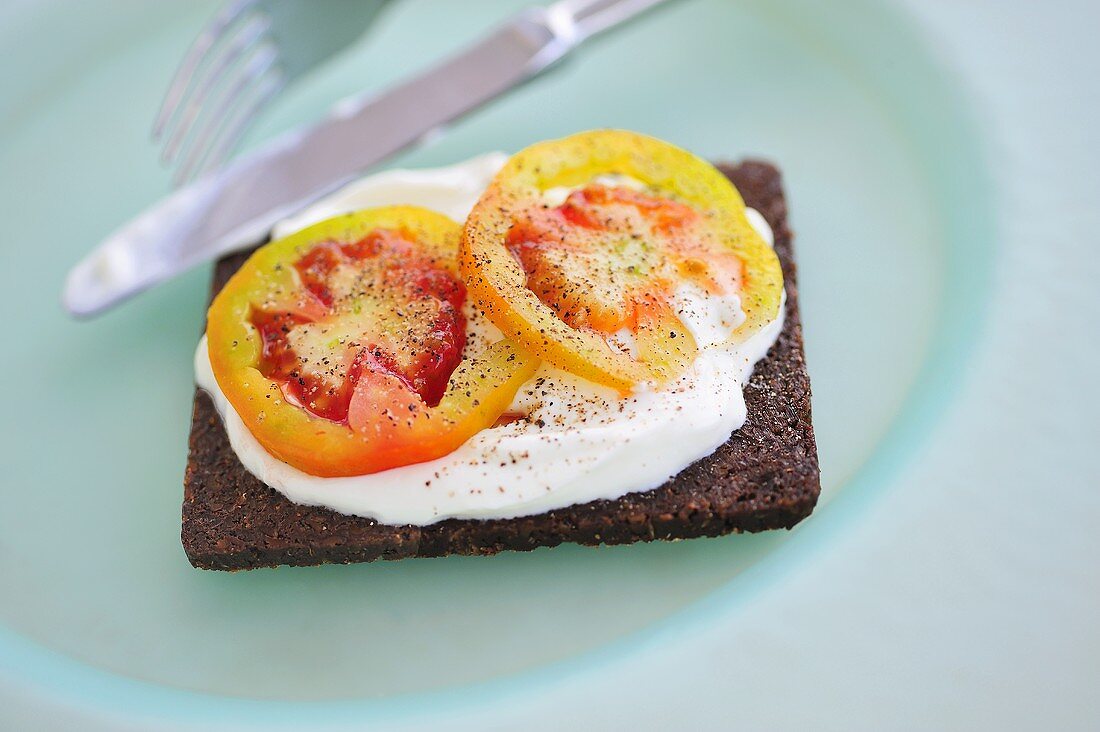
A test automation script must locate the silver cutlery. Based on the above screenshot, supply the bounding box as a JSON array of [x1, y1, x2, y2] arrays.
[[153, 0, 390, 187], [64, 0, 674, 318]]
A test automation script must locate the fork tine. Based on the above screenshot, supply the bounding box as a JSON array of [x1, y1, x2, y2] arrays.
[[170, 44, 279, 186], [159, 13, 272, 165], [152, 0, 256, 140], [174, 71, 285, 186]]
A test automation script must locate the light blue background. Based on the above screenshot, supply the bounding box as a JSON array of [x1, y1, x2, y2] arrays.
[[0, 0, 1097, 729]]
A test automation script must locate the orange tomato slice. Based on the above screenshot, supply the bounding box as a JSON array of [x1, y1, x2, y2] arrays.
[[461, 130, 783, 392], [206, 206, 539, 477]]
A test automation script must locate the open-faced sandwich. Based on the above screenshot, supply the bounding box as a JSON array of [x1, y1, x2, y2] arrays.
[[184, 130, 819, 570]]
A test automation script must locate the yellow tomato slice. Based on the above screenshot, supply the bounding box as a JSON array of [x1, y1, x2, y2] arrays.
[[206, 206, 538, 477], [460, 129, 783, 392]]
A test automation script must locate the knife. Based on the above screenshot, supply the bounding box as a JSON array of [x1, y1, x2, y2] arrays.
[[64, 0, 675, 318]]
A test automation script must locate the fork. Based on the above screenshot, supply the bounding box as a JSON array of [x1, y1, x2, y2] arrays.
[[152, 0, 389, 187]]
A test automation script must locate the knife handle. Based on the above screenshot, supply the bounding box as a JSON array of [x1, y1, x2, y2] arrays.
[[552, 0, 672, 42]]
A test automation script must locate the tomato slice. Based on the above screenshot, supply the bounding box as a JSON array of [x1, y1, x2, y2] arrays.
[[206, 206, 539, 477], [461, 130, 783, 392]]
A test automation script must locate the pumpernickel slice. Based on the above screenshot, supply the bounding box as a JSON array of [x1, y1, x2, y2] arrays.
[[182, 160, 819, 570]]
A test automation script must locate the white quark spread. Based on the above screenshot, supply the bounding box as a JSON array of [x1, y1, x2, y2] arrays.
[[194, 153, 784, 525]]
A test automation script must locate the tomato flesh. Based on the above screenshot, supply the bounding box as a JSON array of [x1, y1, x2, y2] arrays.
[[207, 206, 540, 477], [250, 227, 466, 423], [507, 184, 742, 334], [460, 130, 783, 392]]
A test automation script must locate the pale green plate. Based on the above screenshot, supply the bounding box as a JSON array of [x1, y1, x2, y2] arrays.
[[0, 0, 994, 727]]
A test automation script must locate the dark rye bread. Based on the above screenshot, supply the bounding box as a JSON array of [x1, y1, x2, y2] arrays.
[[182, 160, 819, 570]]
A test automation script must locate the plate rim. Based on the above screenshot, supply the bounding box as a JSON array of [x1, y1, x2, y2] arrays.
[[0, 0, 997, 725]]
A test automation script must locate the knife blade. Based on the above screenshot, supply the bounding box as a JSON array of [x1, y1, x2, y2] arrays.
[[64, 0, 673, 318]]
